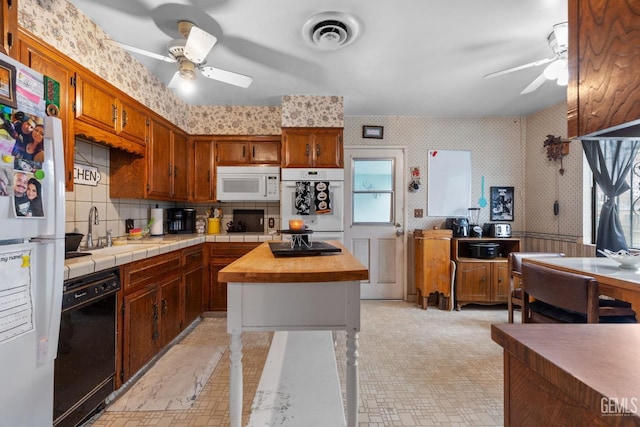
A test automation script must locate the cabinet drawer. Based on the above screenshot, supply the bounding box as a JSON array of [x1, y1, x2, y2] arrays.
[[183, 245, 204, 270], [121, 251, 181, 292], [209, 242, 260, 258]]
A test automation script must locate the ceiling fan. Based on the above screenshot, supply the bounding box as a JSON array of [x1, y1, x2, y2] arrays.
[[484, 22, 568, 94], [110, 20, 253, 91]]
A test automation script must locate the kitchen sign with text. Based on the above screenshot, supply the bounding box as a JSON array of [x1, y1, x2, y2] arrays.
[[74, 163, 101, 186]]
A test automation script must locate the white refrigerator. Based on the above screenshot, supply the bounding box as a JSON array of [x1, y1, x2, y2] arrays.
[[0, 53, 66, 427]]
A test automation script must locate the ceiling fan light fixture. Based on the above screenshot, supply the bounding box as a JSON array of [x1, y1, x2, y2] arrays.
[[552, 22, 569, 52], [543, 59, 565, 80]]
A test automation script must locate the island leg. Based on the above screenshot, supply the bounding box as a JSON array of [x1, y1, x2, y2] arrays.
[[229, 331, 243, 427], [346, 330, 359, 427]]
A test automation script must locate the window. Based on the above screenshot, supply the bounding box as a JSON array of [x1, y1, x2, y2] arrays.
[[352, 159, 394, 223], [594, 155, 640, 248]]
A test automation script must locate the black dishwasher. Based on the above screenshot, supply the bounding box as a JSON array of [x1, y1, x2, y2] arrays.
[[54, 268, 120, 427]]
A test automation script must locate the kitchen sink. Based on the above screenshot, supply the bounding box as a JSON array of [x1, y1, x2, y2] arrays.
[[79, 244, 158, 257]]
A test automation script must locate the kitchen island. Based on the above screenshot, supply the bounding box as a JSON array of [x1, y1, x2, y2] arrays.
[[219, 241, 368, 427]]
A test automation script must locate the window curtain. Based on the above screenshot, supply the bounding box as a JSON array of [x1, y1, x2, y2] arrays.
[[582, 139, 640, 254]]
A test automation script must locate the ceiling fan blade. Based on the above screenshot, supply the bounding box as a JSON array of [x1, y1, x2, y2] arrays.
[[200, 66, 253, 88], [520, 72, 547, 94], [484, 55, 557, 79], [107, 40, 176, 63], [184, 26, 217, 64]]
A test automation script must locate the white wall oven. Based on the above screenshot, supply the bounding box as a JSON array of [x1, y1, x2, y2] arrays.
[[280, 168, 344, 242]]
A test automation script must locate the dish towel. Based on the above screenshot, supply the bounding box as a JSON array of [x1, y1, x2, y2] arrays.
[[294, 181, 311, 215], [314, 181, 332, 214]]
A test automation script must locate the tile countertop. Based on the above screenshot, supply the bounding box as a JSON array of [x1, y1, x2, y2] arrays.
[[64, 232, 281, 280]]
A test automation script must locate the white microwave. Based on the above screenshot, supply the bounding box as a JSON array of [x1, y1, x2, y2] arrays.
[[216, 166, 280, 201]]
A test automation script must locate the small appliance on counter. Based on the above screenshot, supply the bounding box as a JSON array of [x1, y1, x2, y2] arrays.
[[468, 208, 483, 238], [445, 217, 469, 237], [469, 242, 500, 259], [488, 223, 512, 238], [167, 208, 196, 234]]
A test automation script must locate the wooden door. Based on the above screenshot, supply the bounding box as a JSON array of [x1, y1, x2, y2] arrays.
[[493, 263, 510, 302], [456, 262, 492, 303], [192, 139, 214, 201], [123, 284, 158, 380], [216, 140, 248, 165], [249, 140, 280, 164], [18, 35, 76, 190], [160, 276, 182, 347], [74, 75, 117, 132], [184, 265, 204, 325], [172, 130, 190, 200], [312, 128, 343, 167], [207, 259, 230, 311], [1, 0, 17, 57], [281, 129, 313, 167], [119, 99, 148, 145], [147, 119, 172, 198]]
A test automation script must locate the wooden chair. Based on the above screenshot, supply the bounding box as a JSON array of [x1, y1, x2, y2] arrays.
[[507, 252, 565, 323], [522, 263, 599, 323], [522, 263, 637, 323]]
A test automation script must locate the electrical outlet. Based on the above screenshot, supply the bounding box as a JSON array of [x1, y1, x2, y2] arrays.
[[414, 209, 423, 218], [268, 217, 275, 228]]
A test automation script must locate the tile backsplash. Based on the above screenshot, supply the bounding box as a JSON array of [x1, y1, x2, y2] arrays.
[[66, 140, 280, 245]]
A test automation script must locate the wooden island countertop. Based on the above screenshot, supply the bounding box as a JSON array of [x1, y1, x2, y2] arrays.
[[218, 240, 369, 283]]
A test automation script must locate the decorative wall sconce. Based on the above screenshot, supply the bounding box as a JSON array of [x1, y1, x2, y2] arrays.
[[543, 134, 571, 175]]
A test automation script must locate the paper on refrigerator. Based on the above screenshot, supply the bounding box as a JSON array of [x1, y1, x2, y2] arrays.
[[0, 249, 33, 342]]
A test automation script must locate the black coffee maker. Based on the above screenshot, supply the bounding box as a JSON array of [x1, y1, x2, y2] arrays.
[[167, 208, 196, 234], [446, 217, 469, 237]]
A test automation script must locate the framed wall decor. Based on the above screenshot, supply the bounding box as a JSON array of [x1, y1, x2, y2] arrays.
[[362, 125, 383, 139], [490, 186, 514, 221], [0, 59, 17, 109]]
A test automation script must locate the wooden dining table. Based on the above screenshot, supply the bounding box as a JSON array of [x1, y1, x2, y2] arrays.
[[524, 256, 640, 313]]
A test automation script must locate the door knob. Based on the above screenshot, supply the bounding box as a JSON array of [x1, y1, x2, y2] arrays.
[[395, 222, 404, 236]]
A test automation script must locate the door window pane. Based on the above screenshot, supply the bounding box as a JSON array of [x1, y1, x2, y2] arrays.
[[352, 159, 394, 223]]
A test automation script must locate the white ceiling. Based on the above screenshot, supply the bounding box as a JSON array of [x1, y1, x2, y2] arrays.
[[66, 0, 568, 117]]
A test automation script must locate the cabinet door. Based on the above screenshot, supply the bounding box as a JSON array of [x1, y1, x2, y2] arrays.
[[312, 128, 343, 168], [216, 140, 248, 165], [184, 265, 204, 325], [75, 75, 118, 132], [18, 35, 75, 190], [250, 140, 280, 164], [492, 263, 510, 302], [119, 99, 148, 146], [1, 0, 17, 57], [192, 139, 214, 201], [281, 129, 313, 167], [147, 119, 172, 198], [456, 262, 491, 303], [207, 259, 230, 311], [160, 276, 182, 347], [172, 130, 190, 200], [123, 284, 158, 381]]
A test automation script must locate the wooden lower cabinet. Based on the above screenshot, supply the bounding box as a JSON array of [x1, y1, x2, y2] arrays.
[[452, 238, 519, 310], [206, 242, 260, 311], [414, 229, 453, 310], [119, 245, 206, 383]]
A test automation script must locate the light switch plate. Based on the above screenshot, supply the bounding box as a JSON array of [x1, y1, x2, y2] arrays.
[[414, 209, 423, 218]]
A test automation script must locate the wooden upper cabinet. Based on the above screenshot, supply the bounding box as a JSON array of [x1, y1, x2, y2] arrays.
[[567, 0, 640, 138], [74, 74, 148, 154], [192, 139, 215, 201], [215, 136, 281, 165], [281, 127, 343, 168], [147, 119, 172, 199], [17, 32, 76, 190], [1, 0, 18, 57], [172, 130, 190, 201]]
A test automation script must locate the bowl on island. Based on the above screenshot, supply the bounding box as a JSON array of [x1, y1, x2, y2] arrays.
[[598, 249, 640, 269]]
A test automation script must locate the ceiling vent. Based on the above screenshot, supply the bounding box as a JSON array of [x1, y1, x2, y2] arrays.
[[302, 12, 362, 50]]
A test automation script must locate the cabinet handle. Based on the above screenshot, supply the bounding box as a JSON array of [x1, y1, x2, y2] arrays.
[[316, 144, 320, 156], [112, 104, 117, 123], [122, 109, 128, 128], [207, 170, 210, 183], [305, 144, 310, 156], [242, 146, 246, 158], [253, 146, 256, 158], [185, 286, 190, 298], [162, 298, 168, 315], [174, 165, 178, 178]]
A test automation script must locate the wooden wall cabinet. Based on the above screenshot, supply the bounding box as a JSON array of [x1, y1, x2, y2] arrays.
[[74, 74, 147, 155], [414, 229, 452, 310], [1, 0, 18, 57], [206, 242, 259, 311], [451, 238, 520, 310], [215, 136, 281, 165], [146, 121, 189, 200], [281, 127, 343, 168], [17, 32, 76, 190], [192, 138, 215, 201], [567, 0, 640, 138]]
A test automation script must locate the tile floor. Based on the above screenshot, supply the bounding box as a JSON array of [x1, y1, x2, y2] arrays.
[[87, 301, 507, 426]]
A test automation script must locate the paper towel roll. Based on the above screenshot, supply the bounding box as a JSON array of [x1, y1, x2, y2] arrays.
[[150, 208, 164, 236]]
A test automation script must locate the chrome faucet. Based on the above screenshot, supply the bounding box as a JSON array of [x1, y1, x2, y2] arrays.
[[86, 206, 99, 248]]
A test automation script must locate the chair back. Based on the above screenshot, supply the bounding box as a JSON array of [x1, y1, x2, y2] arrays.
[[522, 263, 599, 323], [508, 252, 565, 295]]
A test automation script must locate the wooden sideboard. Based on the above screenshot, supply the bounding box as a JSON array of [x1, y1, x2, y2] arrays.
[[414, 229, 453, 310]]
